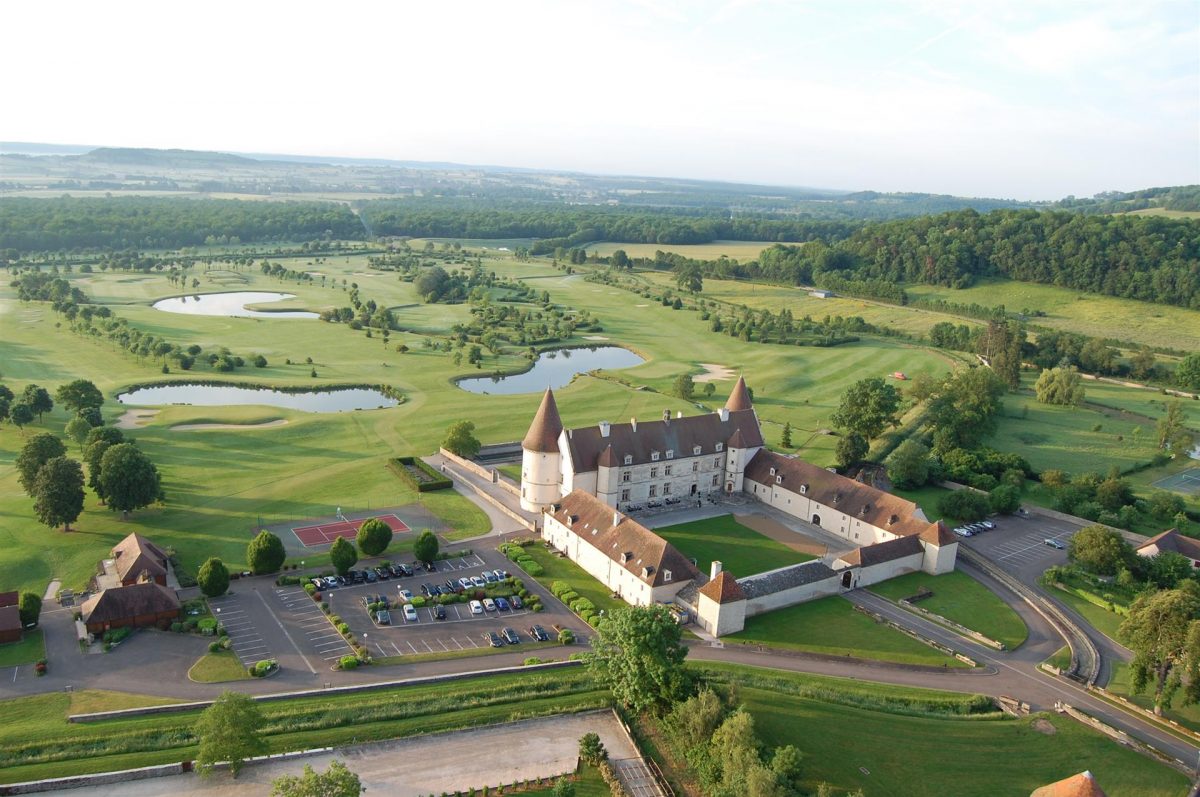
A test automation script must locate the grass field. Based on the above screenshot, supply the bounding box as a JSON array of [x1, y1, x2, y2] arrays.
[[868, 570, 1028, 649], [0, 631, 45, 667], [186, 650, 250, 683], [1107, 661, 1200, 734], [522, 764, 608, 796], [585, 240, 778, 263], [653, 514, 814, 577], [1044, 645, 1072, 671], [905, 277, 1200, 352], [514, 542, 627, 617], [726, 595, 966, 667], [1050, 584, 1125, 643]]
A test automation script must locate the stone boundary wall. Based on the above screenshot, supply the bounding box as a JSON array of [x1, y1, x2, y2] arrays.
[[435, 451, 537, 532], [852, 603, 978, 667], [1055, 702, 1193, 776], [899, 599, 1006, 650], [439, 448, 496, 482], [1087, 686, 1200, 744]]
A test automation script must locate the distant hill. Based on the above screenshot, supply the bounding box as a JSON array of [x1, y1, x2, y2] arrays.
[[77, 147, 261, 168]]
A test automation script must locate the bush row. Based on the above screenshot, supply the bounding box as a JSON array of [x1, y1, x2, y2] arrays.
[[388, 456, 453, 492]]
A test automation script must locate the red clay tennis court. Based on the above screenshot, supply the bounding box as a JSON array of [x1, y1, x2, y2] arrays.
[[291, 514, 410, 547]]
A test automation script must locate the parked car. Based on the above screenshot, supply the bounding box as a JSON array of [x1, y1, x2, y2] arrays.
[[483, 598, 497, 612], [510, 595, 524, 610], [375, 566, 391, 581], [459, 577, 474, 590], [335, 575, 347, 586], [310, 578, 324, 590], [953, 528, 970, 538], [434, 604, 446, 620], [470, 600, 484, 615], [492, 569, 509, 581], [444, 579, 458, 592], [376, 610, 392, 625], [322, 576, 339, 590], [423, 561, 437, 573], [471, 576, 487, 588], [397, 588, 413, 601], [484, 631, 504, 648], [429, 585, 444, 597], [364, 569, 378, 583], [495, 597, 510, 612], [981, 520, 996, 530], [348, 570, 365, 584], [529, 624, 550, 642], [483, 571, 498, 584], [402, 604, 419, 622], [501, 627, 521, 644], [1044, 538, 1065, 549], [420, 583, 434, 597]]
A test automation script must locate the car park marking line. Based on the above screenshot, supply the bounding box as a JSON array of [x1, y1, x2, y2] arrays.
[[993, 533, 1073, 562], [254, 589, 317, 675], [407, 641, 419, 654]]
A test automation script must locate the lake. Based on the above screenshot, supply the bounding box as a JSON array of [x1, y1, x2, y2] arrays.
[[152, 292, 318, 319], [117, 384, 398, 412], [456, 346, 644, 394]]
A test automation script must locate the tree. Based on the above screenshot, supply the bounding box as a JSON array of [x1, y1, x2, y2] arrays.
[[98, 443, 162, 518], [885, 439, 930, 489], [197, 557, 230, 598], [927, 367, 1006, 450], [55, 379, 104, 414], [442, 420, 481, 459], [1149, 490, 1187, 521], [937, 490, 991, 522], [16, 432, 67, 494], [610, 249, 630, 269], [672, 373, 694, 400], [702, 382, 716, 398], [329, 536, 358, 575], [64, 416, 91, 451], [195, 691, 267, 777], [1119, 583, 1200, 715], [977, 319, 1025, 389], [1148, 551, 1194, 590], [270, 760, 364, 797], [1068, 524, 1131, 576], [587, 604, 689, 714], [674, 262, 703, 294], [33, 457, 85, 531], [1177, 353, 1200, 392], [780, 422, 793, 448], [1034, 367, 1085, 406], [18, 591, 41, 627], [1130, 347, 1157, 380], [1157, 400, 1196, 458], [8, 401, 33, 429], [552, 777, 576, 797], [21, 384, 53, 420], [1095, 476, 1134, 512], [356, 517, 392, 557], [988, 483, 1021, 515], [834, 432, 868, 469], [578, 732, 607, 767], [830, 377, 901, 440], [413, 529, 439, 563], [247, 530, 287, 575]]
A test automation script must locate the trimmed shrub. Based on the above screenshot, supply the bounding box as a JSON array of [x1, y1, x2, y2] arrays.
[[411, 596, 427, 608], [339, 655, 359, 670], [208, 641, 221, 653], [558, 628, 575, 645]]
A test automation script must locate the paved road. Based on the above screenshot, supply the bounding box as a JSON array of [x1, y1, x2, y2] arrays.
[[34, 710, 646, 797]]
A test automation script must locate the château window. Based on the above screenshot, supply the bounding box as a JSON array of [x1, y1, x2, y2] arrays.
[[651, 451, 660, 461], [715, 443, 724, 452], [799, 484, 808, 495], [713, 457, 721, 468], [664, 465, 672, 476], [622, 471, 631, 483], [776, 475, 783, 485], [650, 467, 659, 478], [664, 570, 672, 582], [624, 454, 633, 465], [664, 483, 671, 495], [693, 445, 702, 455], [711, 475, 719, 486], [692, 461, 699, 473], [666, 450, 674, 459], [621, 489, 630, 502], [649, 485, 658, 497]]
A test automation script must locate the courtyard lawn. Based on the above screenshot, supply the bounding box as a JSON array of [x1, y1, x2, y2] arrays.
[[653, 514, 813, 578], [868, 570, 1029, 650], [513, 541, 627, 617], [745, 686, 1186, 797], [0, 668, 608, 784], [186, 650, 250, 683], [0, 631, 45, 667], [726, 595, 967, 667]]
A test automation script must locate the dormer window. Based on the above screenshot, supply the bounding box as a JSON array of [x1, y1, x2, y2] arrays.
[[769, 467, 776, 476], [715, 443, 724, 452], [663, 569, 672, 582], [888, 514, 899, 526], [799, 484, 808, 495], [832, 492, 841, 504], [651, 451, 660, 461], [666, 450, 674, 459], [623, 454, 633, 465], [860, 504, 870, 517], [693, 445, 702, 455], [776, 475, 783, 485]]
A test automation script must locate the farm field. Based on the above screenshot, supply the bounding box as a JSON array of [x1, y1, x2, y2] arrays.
[[905, 278, 1200, 352], [584, 240, 778, 262], [867, 570, 1029, 650], [725, 595, 966, 667], [654, 514, 814, 577]]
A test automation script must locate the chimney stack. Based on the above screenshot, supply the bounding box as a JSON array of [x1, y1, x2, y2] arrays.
[[710, 560, 723, 580], [630, 417, 637, 432], [599, 421, 611, 438], [676, 410, 683, 418], [663, 409, 671, 423], [613, 510, 620, 527], [718, 407, 730, 422]]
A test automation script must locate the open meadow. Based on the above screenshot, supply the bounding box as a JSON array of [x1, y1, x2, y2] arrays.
[[585, 240, 778, 262]]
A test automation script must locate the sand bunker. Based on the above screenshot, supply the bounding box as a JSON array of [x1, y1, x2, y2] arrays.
[[115, 409, 160, 429], [584, 335, 609, 341], [172, 419, 289, 431], [694, 363, 735, 383]]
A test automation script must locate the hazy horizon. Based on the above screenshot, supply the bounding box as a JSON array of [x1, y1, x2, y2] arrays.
[[3, 0, 1197, 201]]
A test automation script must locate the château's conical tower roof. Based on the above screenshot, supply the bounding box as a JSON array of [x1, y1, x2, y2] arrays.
[[725, 375, 752, 412], [522, 388, 564, 453]]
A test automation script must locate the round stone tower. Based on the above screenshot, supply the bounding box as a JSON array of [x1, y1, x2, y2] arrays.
[[520, 388, 564, 512]]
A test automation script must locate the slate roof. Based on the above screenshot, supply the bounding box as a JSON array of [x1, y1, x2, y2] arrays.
[[699, 571, 746, 604], [836, 535, 924, 568], [547, 490, 700, 588], [563, 409, 763, 472], [1136, 528, 1200, 559], [0, 606, 20, 634], [1030, 770, 1107, 797], [112, 533, 169, 583], [80, 582, 180, 625], [725, 376, 752, 412], [522, 388, 564, 453], [738, 560, 838, 599], [745, 450, 938, 540]]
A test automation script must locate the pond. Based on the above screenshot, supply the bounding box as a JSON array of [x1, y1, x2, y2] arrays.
[[152, 292, 318, 319], [456, 346, 645, 394], [117, 384, 398, 412]]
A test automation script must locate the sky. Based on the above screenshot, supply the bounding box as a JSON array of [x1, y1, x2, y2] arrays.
[[2, 0, 1198, 199]]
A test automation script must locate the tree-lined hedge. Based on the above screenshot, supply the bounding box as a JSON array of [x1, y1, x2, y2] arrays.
[[387, 457, 452, 492]]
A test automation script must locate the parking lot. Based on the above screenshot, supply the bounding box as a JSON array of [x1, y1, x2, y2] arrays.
[[962, 511, 1076, 579], [272, 584, 355, 666], [207, 593, 273, 667], [320, 549, 587, 661]]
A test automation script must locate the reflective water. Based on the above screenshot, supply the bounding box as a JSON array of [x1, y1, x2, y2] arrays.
[[456, 346, 645, 394], [117, 384, 397, 412]]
